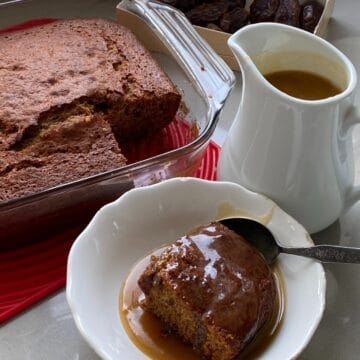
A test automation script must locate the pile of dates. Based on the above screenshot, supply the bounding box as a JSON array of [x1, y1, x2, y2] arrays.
[[159, 0, 324, 34]]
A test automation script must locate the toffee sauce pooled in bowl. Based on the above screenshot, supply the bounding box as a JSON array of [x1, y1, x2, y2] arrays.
[[264, 70, 342, 100], [120, 222, 285, 360]]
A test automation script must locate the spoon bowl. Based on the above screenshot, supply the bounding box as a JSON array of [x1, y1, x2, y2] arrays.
[[220, 218, 280, 264], [220, 217, 360, 265]]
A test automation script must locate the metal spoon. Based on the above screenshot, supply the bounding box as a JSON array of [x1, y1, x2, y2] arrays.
[[220, 218, 360, 265]]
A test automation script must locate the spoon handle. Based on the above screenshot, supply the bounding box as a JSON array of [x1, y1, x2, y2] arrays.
[[280, 245, 360, 264]]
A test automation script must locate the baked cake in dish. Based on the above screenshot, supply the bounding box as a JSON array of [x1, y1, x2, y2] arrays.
[[0, 19, 181, 201], [138, 222, 276, 360]]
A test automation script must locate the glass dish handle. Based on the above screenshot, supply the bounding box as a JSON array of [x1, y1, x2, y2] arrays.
[[118, 0, 235, 114]]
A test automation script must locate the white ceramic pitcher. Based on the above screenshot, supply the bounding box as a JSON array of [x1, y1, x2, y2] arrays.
[[218, 23, 360, 234]]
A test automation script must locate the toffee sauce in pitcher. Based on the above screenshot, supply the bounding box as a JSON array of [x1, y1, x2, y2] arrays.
[[264, 70, 342, 100]]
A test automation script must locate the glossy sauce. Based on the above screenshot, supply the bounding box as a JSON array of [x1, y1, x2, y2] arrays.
[[120, 244, 285, 360], [264, 70, 342, 100]]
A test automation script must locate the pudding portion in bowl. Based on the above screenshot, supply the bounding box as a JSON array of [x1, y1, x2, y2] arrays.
[[67, 178, 325, 360], [121, 221, 284, 360]]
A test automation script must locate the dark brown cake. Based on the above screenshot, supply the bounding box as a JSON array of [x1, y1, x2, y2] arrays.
[[0, 115, 126, 201], [0, 19, 181, 201], [138, 222, 276, 360]]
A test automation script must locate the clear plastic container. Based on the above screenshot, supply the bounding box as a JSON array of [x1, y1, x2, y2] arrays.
[[0, 0, 235, 245]]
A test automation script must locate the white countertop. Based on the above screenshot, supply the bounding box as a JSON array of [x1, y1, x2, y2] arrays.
[[1, 1, 360, 359]]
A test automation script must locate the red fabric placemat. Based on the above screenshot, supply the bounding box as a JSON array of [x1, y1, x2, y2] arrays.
[[0, 19, 221, 324]]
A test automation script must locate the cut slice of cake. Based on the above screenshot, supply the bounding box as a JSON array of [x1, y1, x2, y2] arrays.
[[138, 222, 276, 360]]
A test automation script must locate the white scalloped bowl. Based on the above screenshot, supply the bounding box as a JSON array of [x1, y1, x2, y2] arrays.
[[66, 178, 326, 360]]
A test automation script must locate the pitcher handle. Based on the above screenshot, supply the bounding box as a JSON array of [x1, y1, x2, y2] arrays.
[[118, 0, 235, 116], [343, 105, 360, 209]]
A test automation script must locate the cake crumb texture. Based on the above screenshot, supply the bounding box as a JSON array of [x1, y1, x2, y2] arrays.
[[138, 222, 276, 360]]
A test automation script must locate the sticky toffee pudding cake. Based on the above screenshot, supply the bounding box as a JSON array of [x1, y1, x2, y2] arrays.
[[137, 222, 276, 360], [0, 19, 181, 201]]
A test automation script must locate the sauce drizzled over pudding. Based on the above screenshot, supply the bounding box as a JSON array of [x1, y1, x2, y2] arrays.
[[120, 222, 285, 360]]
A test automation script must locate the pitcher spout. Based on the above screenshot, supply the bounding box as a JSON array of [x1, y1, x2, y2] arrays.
[[227, 23, 296, 91], [227, 31, 253, 75]]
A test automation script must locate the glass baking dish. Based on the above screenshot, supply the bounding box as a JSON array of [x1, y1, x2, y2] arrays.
[[0, 0, 235, 246]]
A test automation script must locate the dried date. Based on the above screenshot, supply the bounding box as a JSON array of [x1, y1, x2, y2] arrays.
[[176, 0, 202, 12], [186, 2, 228, 26], [219, 7, 249, 33], [160, 0, 322, 34], [221, 0, 246, 10], [300, 1, 324, 32], [160, 0, 178, 6], [250, 0, 280, 23], [274, 0, 301, 27]]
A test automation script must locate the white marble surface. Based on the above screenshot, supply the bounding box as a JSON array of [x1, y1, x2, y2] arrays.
[[1, 0, 360, 359]]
